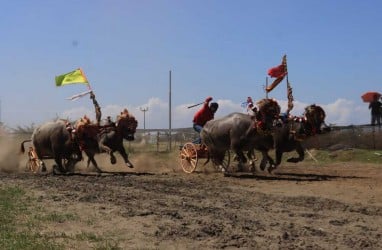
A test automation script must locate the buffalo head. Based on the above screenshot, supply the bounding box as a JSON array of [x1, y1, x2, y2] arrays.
[[117, 115, 138, 141]]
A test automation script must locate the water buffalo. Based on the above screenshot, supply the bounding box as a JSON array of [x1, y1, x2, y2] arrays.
[[79, 114, 138, 171], [200, 98, 281, 172], [20, 120, 82, 173], [200, 102, 329, 174], [201, 112, 276, 172], [200, 96, 282, 173], [267, 104, 330, 172]]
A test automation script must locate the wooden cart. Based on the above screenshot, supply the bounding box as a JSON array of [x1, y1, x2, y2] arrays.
[[179, 142, 231, 173]]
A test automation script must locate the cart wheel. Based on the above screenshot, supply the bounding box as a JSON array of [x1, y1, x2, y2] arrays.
[[26, 149, 40, 173], [25, 160, 39, 173], [180, 143, 198, 173]]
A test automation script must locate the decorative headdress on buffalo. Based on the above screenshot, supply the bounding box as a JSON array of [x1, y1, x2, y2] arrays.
[[303, 104, 327, 135], [255, 98, 281, 131], [256, 98, 281, 118]]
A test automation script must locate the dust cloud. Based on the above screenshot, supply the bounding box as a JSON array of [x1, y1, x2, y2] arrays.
[[132, 153, 179, 174], [0, 135, 27, 173], [0, 135, 185, 174]]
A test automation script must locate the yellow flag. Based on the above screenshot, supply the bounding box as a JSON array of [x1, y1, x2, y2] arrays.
[[55, 68, 88, 86]]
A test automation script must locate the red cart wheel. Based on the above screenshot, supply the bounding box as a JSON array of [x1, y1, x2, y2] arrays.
[[26, 147, 40, 173], [180, 143, 198, 173]]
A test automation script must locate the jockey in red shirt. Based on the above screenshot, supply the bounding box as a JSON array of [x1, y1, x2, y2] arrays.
[[192, 96, 219, 144]]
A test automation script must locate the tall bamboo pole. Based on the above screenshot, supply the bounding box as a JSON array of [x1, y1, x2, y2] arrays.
[[79, 68, 102, 124], [169, 70, 172, 151]]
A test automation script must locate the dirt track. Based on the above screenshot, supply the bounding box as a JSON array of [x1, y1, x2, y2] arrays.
[[1, 151, 382, 249]]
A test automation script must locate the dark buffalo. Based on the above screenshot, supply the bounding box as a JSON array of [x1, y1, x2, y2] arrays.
[[20, 120, 82, 173], [200, 102, 329, 174], [268, 104, 330, 172], [200, 98, 281, 172], [79, 114, 138, 171], [201, 113, 275, 172]]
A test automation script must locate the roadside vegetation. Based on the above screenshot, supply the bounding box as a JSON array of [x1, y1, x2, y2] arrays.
[[0, 186, 125, 250], [0, 186, 62, 249], [0, 126, 381, 248]]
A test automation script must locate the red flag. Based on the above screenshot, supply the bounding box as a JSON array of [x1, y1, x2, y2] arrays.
[[266, 55, 287, 92], [266, 77, 285, 92], [268, 64, 287, 78]]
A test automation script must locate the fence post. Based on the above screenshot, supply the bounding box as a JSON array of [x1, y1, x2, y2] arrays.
[[156, 131, 160, 152]]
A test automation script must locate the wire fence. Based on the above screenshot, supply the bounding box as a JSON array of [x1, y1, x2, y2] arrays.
[[129, 125, 382, 152], [303, 125, 382, 150], [5, 125, 382, 153], [126, 129, 198, 152]]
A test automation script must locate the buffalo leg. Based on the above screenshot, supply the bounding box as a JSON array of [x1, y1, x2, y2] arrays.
[[84, 150, 102, 173], [117, 146, 133, 168], [247, 149, 257, 172], [40, 160, 47, 172], [267, 149, 284, 174], [232, 144, 246, 172], [259, 151, 269, 171], [261, 151, 276, 172], [286, 143, 305, 163], [88, 157, 102, 172], [98, 141, 117, 165], [275, 148, 283, 167], [54, 156, 66, 173]]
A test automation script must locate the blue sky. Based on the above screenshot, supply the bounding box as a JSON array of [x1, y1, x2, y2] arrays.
[[1, 0, 381, 129]]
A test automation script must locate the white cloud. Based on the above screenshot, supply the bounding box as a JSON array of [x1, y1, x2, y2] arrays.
[[60, 97, 371, 129]]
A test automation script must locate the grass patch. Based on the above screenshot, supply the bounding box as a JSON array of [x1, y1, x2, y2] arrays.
[[300, 149, 382, 165], [36, 212, 79, 223], [74, 232, 122, 249], [0, 186, 124, 249], [0, 186, 63, 249], [93, 239, 122, 250]]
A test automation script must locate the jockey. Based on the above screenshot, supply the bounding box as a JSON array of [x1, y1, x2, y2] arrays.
[[246, 97, 258, 116], [192, 96, 219, 144], [79, 115, 91, 126], [119, 108, 136, 121], [121, 108, 130, 117], [103, 116, 116, 127]]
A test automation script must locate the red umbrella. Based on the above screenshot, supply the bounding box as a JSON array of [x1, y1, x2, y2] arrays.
[[361, 91, 381, 102]]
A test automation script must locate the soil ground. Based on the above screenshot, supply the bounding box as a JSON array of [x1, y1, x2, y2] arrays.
[[1, 144, 381, 249]]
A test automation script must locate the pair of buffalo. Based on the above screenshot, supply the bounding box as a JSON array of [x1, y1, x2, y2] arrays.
[[20, 114, 138, 173], [201, 101, 329, 173]]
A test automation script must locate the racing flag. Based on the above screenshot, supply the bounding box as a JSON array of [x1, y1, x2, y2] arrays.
[[266, 55, 287, 92], [55, 68, 89, 87]]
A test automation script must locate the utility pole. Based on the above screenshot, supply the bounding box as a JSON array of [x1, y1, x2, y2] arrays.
[[169, 70, 172, 151], [140, 107, 148, 133]]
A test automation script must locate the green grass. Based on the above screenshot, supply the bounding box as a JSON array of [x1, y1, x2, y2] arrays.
[[298, 148, 382, 165], [0, 186, 126, 249], [0, 186, 63, 250], [35, 212, 79, 223]]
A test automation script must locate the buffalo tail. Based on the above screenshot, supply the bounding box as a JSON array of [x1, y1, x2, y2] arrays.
[[20, 139, 32, 154]]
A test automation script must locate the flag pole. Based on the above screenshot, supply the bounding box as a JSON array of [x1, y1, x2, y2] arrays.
[[169, 70, 172, 151], [79, 68, 102, 125], [265, 77, 269, 99], [285, 55, 294, 115]]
